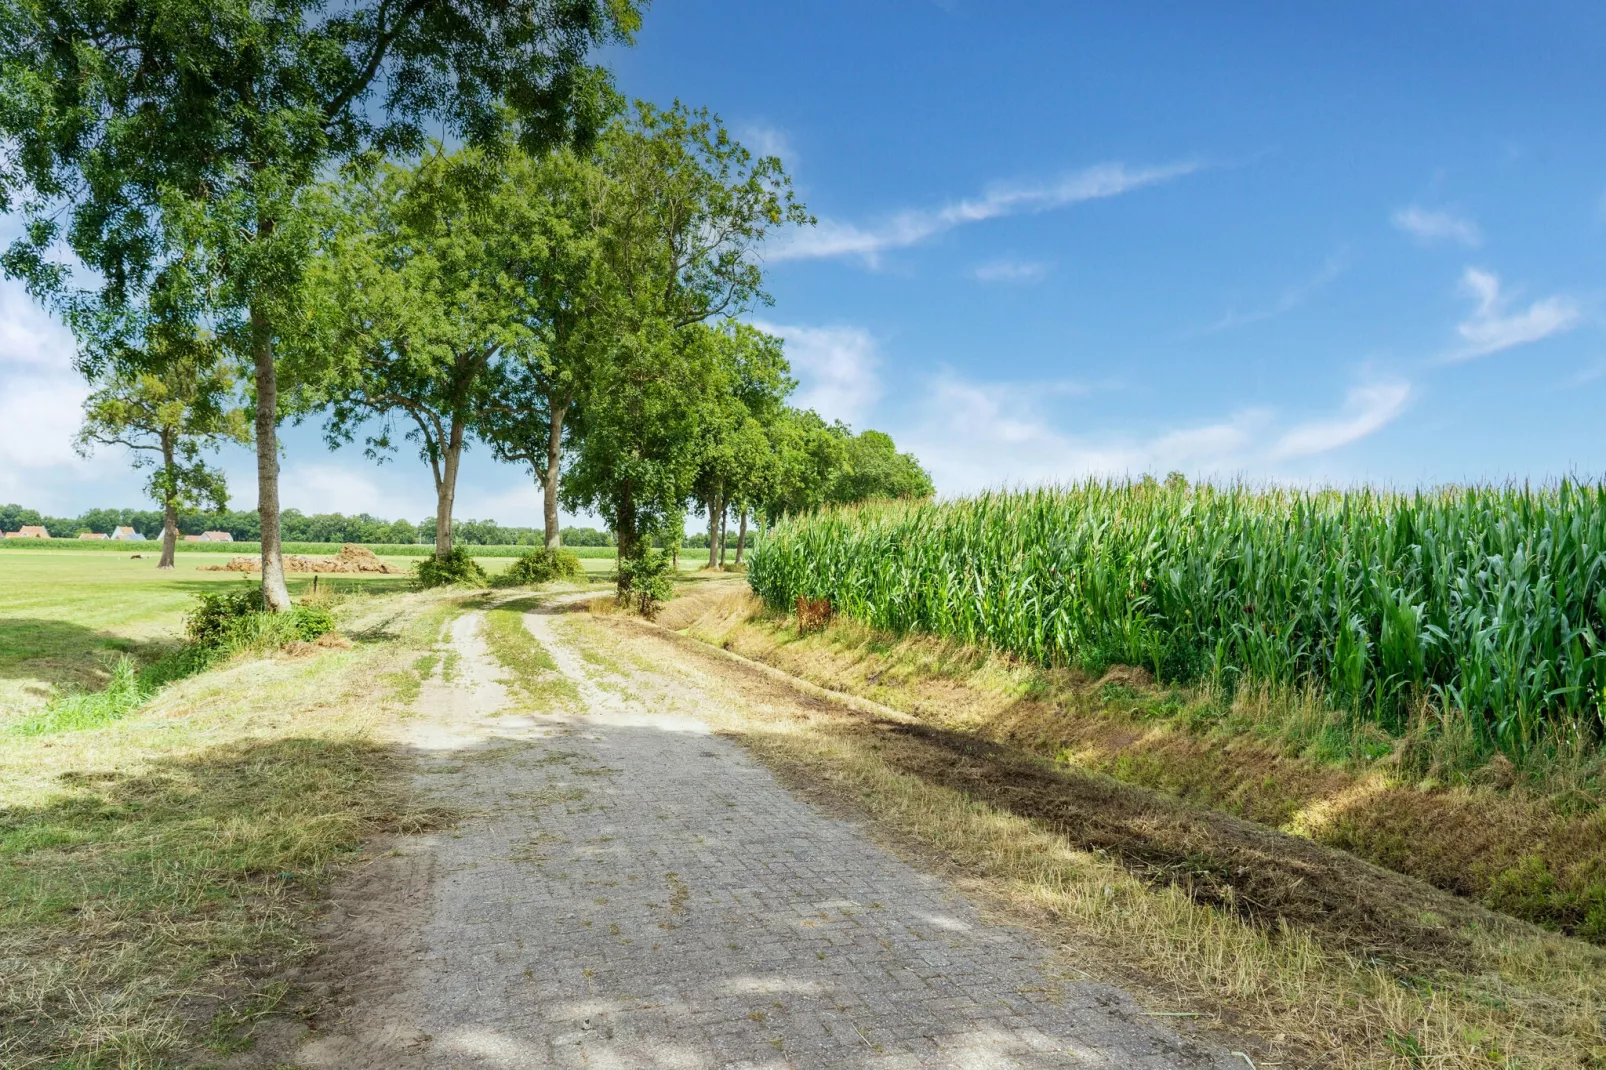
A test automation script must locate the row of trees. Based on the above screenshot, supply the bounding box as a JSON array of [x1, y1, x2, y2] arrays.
[[0, 504, 617, 547], [0, 0, 929, 601]]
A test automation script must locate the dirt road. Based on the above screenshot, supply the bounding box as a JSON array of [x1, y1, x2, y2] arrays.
[[283, 595, 1240, 1069]]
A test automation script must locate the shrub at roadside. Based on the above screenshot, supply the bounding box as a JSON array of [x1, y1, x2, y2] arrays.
[[617, 550, 674, 619], [499, 547, 583, 587], [186, 588, 336, 651], [414, 547, 490, 589]]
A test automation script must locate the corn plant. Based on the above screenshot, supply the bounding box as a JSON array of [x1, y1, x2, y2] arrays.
[[746, 480, 1606, 757]]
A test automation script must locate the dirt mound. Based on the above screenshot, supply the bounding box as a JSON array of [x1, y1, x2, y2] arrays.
[[201, 545, 406, 575]]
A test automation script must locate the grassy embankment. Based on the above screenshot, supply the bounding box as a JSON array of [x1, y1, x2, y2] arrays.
[[743, 484, 1606, 942], [0, 552, 473, 1067]]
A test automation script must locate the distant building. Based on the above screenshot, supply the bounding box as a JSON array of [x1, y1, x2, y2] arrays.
[[79, 532, 110, 540], [110, 526, 141, 541], [201, 530, 234, 542], [4, 525, 50, 539], [182, 534, 206, 542]]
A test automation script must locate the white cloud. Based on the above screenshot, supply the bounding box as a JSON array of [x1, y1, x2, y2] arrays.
[[1270, 379, 1412, 459], [899, 370, 1408, 495], [971, 258, 1051, 284], [1451, 267, 1581, 360], [770, 159, 1200, 265], [735, 122, 795, 165], [1392, 206, 1483, 247], [0, 280, 92, 503], [752, 320, 882, 427], [1192, 250, 1348, 335]]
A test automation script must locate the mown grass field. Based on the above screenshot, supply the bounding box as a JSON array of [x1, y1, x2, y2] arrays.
[[0, 539, 624, 558]]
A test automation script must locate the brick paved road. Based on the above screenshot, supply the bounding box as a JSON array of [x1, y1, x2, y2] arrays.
[[299, 601, 1238, 1070]]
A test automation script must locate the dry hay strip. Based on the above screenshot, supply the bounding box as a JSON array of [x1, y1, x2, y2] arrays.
[[201, 545, 405, 575]]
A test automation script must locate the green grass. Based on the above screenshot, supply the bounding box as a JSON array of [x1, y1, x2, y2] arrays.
[[2, 539, 632, 558], [749, 481, 1606, 765], [480, 596, 580, 710], [0, 558, 463, 1066], [0, 551, 412, 722]]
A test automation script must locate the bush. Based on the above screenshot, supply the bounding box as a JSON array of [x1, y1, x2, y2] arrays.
[[414, 546, 489, 589], [500, 547, 583, 586], [186, 588, 337, 651], [617, 550, 674, 619]]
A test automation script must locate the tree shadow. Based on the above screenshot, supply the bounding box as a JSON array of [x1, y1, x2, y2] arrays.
[[0, 617, 176, 695], [0, 734, 436, 1063]]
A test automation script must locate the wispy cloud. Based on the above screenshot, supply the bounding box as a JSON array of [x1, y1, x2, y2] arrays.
[[1392, 206, 1483, 247], [1270, 379, 1412, 459], [971, 258, 1052, 284], [900, 369, 1408, 494], [770, 159, 1201, 265], [1450, 267, 1581, 361], [735, 121, 795, 165], [752, 320, 883, 427], [1192, 250, 1348, 335]]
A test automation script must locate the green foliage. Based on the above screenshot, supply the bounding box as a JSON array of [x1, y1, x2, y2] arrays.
[[747, 480, 1606, 759], [414, 547, 490, 589], [185, 589, 335, 650], [826, 429, 935, 505], [501, 548, 584, 586], [9, 657, 152, 736], [616, 550, 675, 619]]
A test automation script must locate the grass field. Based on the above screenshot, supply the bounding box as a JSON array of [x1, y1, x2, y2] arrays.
[[0, 539, 624, 558]]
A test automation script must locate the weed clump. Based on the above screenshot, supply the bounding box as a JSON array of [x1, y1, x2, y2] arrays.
[[186, 588, 335, 651], [414, 547, 490, 589], [499, 547, 582, 587]]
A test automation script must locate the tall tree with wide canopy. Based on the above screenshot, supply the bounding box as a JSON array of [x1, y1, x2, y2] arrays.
[[305, 149, 528, 558], [561, 101, 811, 584], [474, 145, 611, 549], [0, 0, 639, 610]]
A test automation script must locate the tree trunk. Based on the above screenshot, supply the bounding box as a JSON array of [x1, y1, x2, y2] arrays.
[[718, 498, 728, 569], [615, 481, 636, 597], [706, 491, 719, 569], [157, 434, 178, 569], [734, 508, 748, 566], [252, 296, 292, 611], [543, 396, 568, 549], [435, 417, 465, 558]]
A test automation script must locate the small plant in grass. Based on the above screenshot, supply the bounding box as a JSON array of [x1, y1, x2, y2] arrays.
[[617, 550, 674, 619], [415, 547, 490, 589], [499, 547, 583, 587]]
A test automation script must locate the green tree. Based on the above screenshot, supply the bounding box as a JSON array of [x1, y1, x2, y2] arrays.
[[75, 346, 249, 568], [1, 0, 639, 610], [756, 409, 851, 521], [827, 430, 935, 505], [305, 150, 528, 557], [474, 145, 611, 548], [559, 102, 811, 592], [689, 322, 793, 568]]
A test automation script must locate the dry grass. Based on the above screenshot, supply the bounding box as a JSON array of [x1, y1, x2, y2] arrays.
[[597, 589, 1606, 1068], [663, 586, 1606, 946], [0, 588, 464, 1068]]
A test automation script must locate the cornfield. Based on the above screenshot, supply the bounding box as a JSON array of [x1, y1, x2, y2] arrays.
[[747, 481, 1606, 756]]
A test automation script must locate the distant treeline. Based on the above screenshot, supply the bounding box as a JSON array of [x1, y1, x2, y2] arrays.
[[0, 504, 615, 547]]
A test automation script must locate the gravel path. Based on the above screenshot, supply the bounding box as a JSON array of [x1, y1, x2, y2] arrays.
[[294, 598, 1238, 1070]]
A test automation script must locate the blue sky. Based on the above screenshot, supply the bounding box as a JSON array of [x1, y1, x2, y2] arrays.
[[4, 1, 1604, 524]]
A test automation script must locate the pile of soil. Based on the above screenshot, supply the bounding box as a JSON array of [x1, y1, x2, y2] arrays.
[[201, 544, 406, 575]]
